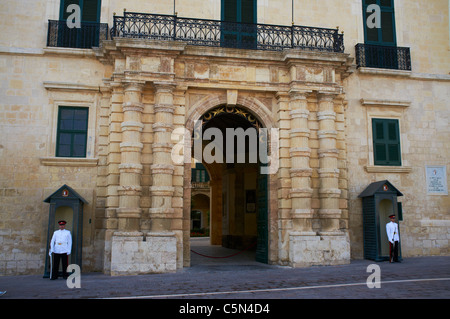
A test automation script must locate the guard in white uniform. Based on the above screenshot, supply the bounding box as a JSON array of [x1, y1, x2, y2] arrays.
[[386, 214, 400, 263], [49, 220, 72, 279]]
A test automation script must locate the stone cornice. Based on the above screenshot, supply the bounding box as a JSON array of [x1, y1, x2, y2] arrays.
[[365, 165, 412, 173], [40, 157, 98, 167], [360, 98, 411, 108], [43, 81, 100, 92]]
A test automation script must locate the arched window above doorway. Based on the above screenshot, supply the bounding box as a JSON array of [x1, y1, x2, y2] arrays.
[[200, 105, 262, 129]]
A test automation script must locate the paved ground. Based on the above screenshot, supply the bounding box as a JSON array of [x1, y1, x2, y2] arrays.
[[1, 238, 449, 306]]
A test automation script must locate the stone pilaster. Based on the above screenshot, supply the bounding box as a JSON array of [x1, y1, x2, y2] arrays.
[[275, 92, 292, 264], [106, 82, 123, 224], [97, 84, 112, 226], [289, 90, 314, 234], [116, 80, 145, 232], [317, 92, 341, 234], [149, 82, 177, 232], [289, 91, 349, 267]]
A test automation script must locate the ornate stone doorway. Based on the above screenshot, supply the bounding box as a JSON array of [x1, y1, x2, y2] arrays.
[[96, 36, 353, 275]]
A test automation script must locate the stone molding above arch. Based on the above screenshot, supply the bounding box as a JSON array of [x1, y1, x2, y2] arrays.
[[185, 93, 275, 132]]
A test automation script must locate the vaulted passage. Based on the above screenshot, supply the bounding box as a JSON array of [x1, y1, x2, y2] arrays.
[[189, 106, 268, 265]]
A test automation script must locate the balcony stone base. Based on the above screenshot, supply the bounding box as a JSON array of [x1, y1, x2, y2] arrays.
[[289, 231, 350, 267], [111, 231, 177, 276]]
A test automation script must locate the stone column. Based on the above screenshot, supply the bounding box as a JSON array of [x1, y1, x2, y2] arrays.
[[317, 92, 341, 234], [149, 82, 176, 231], [289, 90, 314, 234], [116, 80, 145, 232]]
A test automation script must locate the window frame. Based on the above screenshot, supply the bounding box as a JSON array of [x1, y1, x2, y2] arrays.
[[221, 0, 257, 23], [220, 0, 258, 49], [56, 106, 89, 158], [371, 118, 402, 166], [59, 0, 102, 23], [362, 0, 397, 46]]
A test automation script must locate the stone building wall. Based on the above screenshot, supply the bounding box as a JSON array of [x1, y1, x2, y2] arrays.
[[0, 0, 448, 275], [346, 72, 450, 258]]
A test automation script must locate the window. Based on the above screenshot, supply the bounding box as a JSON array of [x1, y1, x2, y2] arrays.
[[222, 0, 256, 23], [191, 163, 210, 183], [221, 0, 257, 49], [362, 0, 396, 46], [56, 107, 89, 158], [372, 118, 401, 166], [191, 211, 202, 229], [57, 0, 102, 48], [60, 0, 101, 23]]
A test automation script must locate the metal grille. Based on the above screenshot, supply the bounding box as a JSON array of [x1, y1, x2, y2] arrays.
[[355, 43, 411, 71], [47, 20, 109, 49], [111, 12, 344, 53]]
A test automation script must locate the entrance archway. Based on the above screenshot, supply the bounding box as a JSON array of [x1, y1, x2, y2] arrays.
[[184, 101, 274, 266]]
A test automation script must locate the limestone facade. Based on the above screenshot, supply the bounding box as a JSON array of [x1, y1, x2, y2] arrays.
[[0, 0, 448, 275]]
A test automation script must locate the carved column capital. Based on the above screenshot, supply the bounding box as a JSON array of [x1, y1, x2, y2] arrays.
[[289, 89, 312, 100], [317, 91, 339, 103], [123, 80, 145, 92], [153, 81, 177, 92]]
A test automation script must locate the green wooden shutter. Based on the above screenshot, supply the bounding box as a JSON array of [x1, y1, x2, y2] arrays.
[[380, 11, 395, 45], [221, 0, 256, 49], [241, 0, 255, 24], [60, 0, 80, 20], [380, 0, 393, 8], [372, 118, 401, 166], [60, 0, 100, 22], [362, 197, 377, 260], [386, 120, 400, 163], [82, 0, 101, 23], [373, 120, 387, 162], [397, 202, 403, 221], [222, 0, 255, 23], [363, 0, 396, 46], [56, 107, 89, 158], [256, 166, 268, 264], [223, 0, 238, 22]]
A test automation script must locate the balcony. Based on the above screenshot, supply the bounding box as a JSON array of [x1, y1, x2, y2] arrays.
[[47, 20, 109, 49], [191, 182, 210, 189], [355, 43, 411, 71], [111, 12, 344, 53]]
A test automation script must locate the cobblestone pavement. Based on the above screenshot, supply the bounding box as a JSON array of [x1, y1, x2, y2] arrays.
[[1, 238, 449, 302]]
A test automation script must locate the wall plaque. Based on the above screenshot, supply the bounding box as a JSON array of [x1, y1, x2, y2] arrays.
[[426, 166, 448, 195]]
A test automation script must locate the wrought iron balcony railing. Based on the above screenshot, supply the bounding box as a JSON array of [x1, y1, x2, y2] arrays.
[[47, 20, 109, 49], [111, 12, 344, 53], [355, 43, 411, 71], [191, 182, 210, 189]]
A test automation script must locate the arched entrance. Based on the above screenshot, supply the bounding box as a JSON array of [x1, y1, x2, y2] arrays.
[[184, 102, 274, 266]]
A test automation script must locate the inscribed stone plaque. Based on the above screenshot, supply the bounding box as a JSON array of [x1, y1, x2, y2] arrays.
[[426, 166, 448, 195]]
